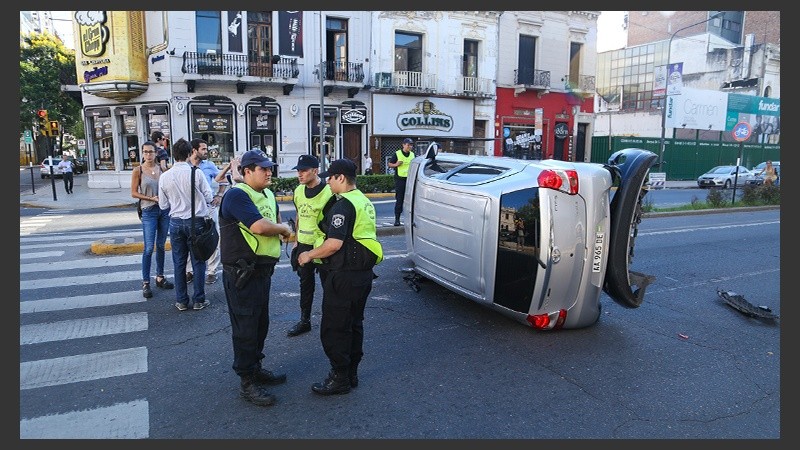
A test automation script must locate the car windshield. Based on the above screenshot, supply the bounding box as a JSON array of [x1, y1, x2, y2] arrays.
[[710, 166, 734, 174]]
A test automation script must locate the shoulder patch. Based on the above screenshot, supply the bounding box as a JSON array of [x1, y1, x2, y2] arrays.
[[331, 214, 345, 228]]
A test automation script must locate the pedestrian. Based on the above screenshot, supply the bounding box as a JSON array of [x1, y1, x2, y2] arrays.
[[287, 154, 334, 337], [218, 149, 294, 406], [387, 137, 415, 226], [56, 153, 74, 194], [215, 155, 244, 188], [130, 141, 174, 299], [514, 218, 525, 250], [297, 158, 383, 395], [759, 160, 778, 186], [150, 131, 170, 171], [363, 152, 373, 175], [186, 138, 225, 285], [157, 138, 213, 312]]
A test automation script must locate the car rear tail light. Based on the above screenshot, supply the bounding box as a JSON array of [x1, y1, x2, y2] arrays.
[[527, 309, 568, 330], [537, 169, 579, 194]]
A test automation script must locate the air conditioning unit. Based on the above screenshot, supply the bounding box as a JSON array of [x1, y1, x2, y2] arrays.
[[374, 72, 392, 88]]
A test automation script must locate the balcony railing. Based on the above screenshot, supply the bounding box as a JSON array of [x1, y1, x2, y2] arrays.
[[514, 69, 551, 89], [373, 71, 437, 92], [322, 61, 365, 83], [461, 76, 493, 96], [182, 52, 299, 79]]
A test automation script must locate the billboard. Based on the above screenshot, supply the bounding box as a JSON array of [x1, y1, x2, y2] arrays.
[[665, 87, 727, 131]]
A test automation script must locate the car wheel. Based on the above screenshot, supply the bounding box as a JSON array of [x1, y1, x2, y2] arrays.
[[40, 174, 45, 179], [604, 149, 658, 308], [724, 180, 731, 189]]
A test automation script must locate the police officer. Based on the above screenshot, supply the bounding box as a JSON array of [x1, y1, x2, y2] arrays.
[[287, 154, 334, 337], [297, 159, 383, 395], [218, 149, 294, 406], [387, 137, 415, 226]]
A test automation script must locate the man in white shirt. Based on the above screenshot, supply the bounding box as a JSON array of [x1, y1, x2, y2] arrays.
[[158, 138, 213, 311], [56, 153, 74, 194]]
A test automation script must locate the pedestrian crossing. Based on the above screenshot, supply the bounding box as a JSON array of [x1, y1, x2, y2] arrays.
[[20, 223, 153, 439]]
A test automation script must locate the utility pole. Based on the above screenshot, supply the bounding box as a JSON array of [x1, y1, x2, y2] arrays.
[[319, 11, 327, 172], [658, 11, 723, 170]]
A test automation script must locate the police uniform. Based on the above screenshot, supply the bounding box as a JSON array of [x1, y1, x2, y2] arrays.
[[307, 159, 383, 395], [388, 138, 415, 225], [287, 155, 334, 336], [218, 150, 289, 406]]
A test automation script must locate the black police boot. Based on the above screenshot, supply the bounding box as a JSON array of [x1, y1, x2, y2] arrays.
[[240, 375, 276, 406], [349, 362, 359, 388], [253, 366, 287, 386], [394, 215, 401, 227], [312, 369, 351, 395], [287, 310, 311, 337]]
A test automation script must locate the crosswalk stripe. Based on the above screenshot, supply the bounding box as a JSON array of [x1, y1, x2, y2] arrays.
[[21, 241, 95, 250], [21, 347, 148, 390], [21, 251, 65, 259], [19, 399, 149, 439], [21, 312, 148, 345], [21, 254, 141, 273], [19, 230, 140, 244], [21, 270, 144, 290], [20, 291, 145, 314]]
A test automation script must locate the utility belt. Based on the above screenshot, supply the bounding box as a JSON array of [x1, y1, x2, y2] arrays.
[[222, 259, 275, 289]]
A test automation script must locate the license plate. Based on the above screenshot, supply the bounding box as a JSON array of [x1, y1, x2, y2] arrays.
[[592, 232, 604, 273]]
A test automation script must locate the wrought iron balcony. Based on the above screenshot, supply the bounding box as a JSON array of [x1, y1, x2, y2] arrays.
[[566, 74, 595, 94], [181, 52, 299, 79], [321, 61, 365, 83], [514, 69, 551, 89]]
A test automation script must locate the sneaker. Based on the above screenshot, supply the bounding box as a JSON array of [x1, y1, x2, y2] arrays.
[[175, 302, 189, 311], [186, 272, 193, 283], [156, 276, 174, 289], [394, 220, 401, 226], [193, 300, 211, 310], [205, 273, 217, 285], [142, 282, 153, 299]]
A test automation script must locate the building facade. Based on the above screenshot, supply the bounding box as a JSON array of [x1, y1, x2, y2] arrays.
[[69, 10, 600, 188]]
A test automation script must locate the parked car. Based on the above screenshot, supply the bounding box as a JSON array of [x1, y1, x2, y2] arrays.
[[696, 165, 753, 188], [403, 145, 658, 330], [39, 155, 84, 178], [747, 161, 780, 186]]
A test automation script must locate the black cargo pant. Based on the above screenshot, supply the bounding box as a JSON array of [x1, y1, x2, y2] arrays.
[[222, 263, 276, 377], [63, 171, 73, 193], [320, 269, 374, 372], [394, 175, 407, 218], [296, 242, 328, 315]]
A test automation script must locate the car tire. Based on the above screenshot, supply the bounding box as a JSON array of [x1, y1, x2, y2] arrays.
[[724, 179, 731, 189], [604, 149, 658, 308]]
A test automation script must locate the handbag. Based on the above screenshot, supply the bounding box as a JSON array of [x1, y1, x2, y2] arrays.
[[136, 166, 143, 220], [190, 166, 219, 261]]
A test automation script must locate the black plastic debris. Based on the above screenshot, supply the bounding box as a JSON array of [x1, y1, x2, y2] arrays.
[[717, 289, 780, 321]]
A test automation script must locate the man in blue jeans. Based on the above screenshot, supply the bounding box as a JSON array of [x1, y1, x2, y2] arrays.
[[158, 138, 213, 311]]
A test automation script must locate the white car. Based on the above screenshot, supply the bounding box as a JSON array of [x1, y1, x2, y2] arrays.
[[39, 156, 64, 179], [403, 145, 657, 330]]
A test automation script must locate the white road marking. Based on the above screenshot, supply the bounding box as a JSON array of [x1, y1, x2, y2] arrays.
[[21, 312, 148, 345], [20, 347, 148, 390], [20, 291, 145, 314], [19, 399, 149, 439]]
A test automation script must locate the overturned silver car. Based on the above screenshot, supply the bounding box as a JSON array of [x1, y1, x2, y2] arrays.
[[403, 146, 657, 330]]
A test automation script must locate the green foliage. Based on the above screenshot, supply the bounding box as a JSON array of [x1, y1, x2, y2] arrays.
[[19, 32, 81, 136], [741, 184, 780, 205], [705, 188, 729, 208]]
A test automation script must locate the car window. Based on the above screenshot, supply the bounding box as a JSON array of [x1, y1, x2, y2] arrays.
[[423, 160, 511, 184], [710, 166, 732, 174]]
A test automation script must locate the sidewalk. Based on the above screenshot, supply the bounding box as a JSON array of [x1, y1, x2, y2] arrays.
[[19, 168, 403, 255], [19, 168, 699, 211]]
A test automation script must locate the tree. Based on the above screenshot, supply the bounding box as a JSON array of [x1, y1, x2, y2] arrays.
[[19, 31, 82, 160]]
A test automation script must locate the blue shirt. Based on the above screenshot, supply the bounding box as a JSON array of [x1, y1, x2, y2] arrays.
[[198, 160, 220, 192]]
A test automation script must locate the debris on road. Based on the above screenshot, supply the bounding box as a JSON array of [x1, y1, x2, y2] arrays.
[[717, 289, 780, 321]]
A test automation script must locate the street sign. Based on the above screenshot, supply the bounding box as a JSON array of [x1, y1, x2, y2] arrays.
[[77, 139, 86, 150], [23, 129, 32, 144], [732, 122, 752, 142]]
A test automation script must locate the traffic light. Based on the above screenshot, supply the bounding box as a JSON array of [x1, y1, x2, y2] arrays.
[[49, 120, 60, 136], [37, 109, 49, 136]]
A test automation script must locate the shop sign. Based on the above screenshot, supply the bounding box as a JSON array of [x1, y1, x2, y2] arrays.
[[342, 108, 366, 124], [554, 122, 569, 139], [396, 99, 453, 132]]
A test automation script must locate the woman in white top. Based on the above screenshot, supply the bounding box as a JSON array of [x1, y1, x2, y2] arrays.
[[131, 140, 174, 298]]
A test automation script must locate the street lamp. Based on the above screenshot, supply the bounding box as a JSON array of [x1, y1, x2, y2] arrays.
[[657, 11, 723, 169]]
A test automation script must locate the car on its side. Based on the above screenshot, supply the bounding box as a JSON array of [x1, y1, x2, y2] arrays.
[[696, 165, 753, 189], [403, 145, 657, 330]]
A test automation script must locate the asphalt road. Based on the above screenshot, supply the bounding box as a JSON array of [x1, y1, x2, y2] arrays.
[[19, 208, 781, 439]]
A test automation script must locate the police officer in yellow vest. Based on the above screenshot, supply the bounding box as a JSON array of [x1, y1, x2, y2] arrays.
[[219, 149, 294, 407], [387, 137, 415, 226], [298, 159, 383, 395], [287, 154, 334, 337]]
